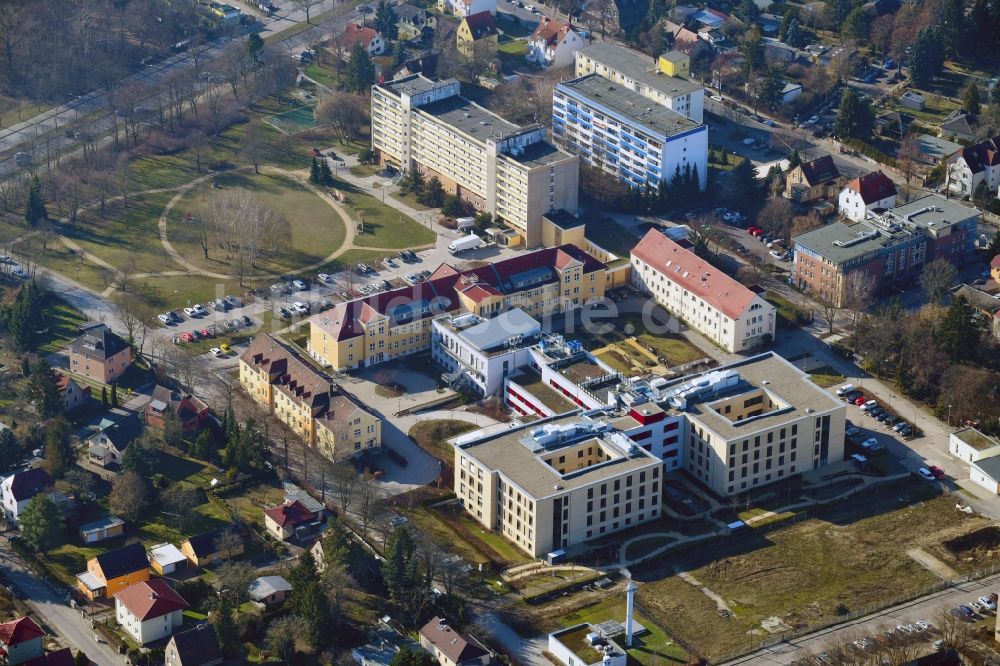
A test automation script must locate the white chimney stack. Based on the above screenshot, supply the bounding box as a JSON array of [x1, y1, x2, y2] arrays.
[[625, 570, 636, 648]]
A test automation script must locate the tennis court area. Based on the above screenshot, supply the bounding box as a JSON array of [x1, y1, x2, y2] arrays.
[[264, 106, 316, 134]]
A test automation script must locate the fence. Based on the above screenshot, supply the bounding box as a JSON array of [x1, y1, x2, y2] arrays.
[[633, 599, 702, 662], [709, 561, 1000, 664]]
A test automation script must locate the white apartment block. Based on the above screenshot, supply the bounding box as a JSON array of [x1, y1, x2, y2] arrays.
[[553, 75, 708, 191], [454, 414, 664, 557], [631, 230, 775, 352], [371, 75, 579, 247], [575, 42, 705, 123], [431, 308, 542, 395]]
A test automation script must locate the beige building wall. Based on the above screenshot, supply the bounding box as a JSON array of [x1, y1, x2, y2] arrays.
[[316, 410, 381, 460]]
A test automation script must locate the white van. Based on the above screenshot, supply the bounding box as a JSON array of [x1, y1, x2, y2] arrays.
[[836, 383, 855, 396]]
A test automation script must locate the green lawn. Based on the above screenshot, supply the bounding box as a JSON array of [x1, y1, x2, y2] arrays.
[[37, 298, 88, 354], [497, 38, 528, 56], [408, 420, 476, 463], [304, 63, 337, 88], [809, 365, 845, 388], [766, 293, 809, 328], [557, 597, 689, 665], [225, 483, 286, 530], [0, 101, 48, 129], [350, 163, 381, 178], [390, 191, 431, 211], [169, 170, 347, 277], [332, 176, 436, 249]]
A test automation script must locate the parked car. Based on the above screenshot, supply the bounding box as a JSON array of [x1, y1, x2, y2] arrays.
[[979, 596, 997, 611], [837, 384, 856, 396], [917, 467, 937, 482], [158, 313, 171, 324], [192, 304, 208, 316], [853, 395, 868, 406], [183, 307, 198, 317], [877, 411, 894, 423], [167, 311, 182, 323], [293, 279, 308, 290], [769, 249, 784, 259], [210, 347, 225, 358], [277, 306, 292, 319], [845, 425, 860, 437], [224, 295, 241, 308], [199, 329, 212, 338], [928, 465, 946, 480], [861, 400, 878, 412], [405, 273, 421, 285], [318, 273, 332, 283], [241, 315, 253, 327], [292, 301, 310, 314], [898, 424, 914, 437]]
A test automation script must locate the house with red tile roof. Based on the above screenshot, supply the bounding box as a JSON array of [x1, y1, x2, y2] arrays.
[[55, 373, 91, 413], [838, 170, 897, 222], [947, 135, 1000, 197], [0, 617, 44, 665], [419, 617, 492, 666], [114, 579, 189, 645], [307, 245, 608, 371], [339, 22, 386, 56], [527, 18, 586, 68], [263, 500, 319, 541], [631, 229, 776, 352]]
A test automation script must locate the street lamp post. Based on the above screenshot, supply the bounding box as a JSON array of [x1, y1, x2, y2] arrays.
[[948, 404, 952, 427]]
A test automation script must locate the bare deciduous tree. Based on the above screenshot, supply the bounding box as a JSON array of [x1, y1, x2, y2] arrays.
[[356, 473, 382, 536], [919, 258, 958, 305]]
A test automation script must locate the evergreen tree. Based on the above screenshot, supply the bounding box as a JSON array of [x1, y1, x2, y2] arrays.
[[382, 527, 419, 600], [120, 441, 153, 477], [214, 595, 240, 658], [961, 82, 982, 114], [320, 159, 334, 186], [393, 40, 407, 68], [0, 429, 20, 473], [101, 386, 108, 408], [191, 429, 215, 460], [740, 28, 766, 79], [27, 359, 62, 418], [344, 43, 377, 94], [908, 27, 943, 89], [20, 356, 29, 377], [734, 0, 760, 23], [785, 18, 803, 47], [309, 157, 321, 184], [110, 383, 119, 408], [968, 0, 997, 61], [778, 11, 793, 40], [826, 0, 855, 28], [788, 149, 801, 169], [991, 82, 1000, 108], [833, 88, 874, 141], [841, 7, 870, 42], [4, 280, 44, 352], [246, 32, 265, 65], [390, 646, 436, 666], [20, 494, 63, 551], [74, 651, 90, 666], [690, 164, 700, 193], [939, 0, 965, 57], [936, 296, 981, 362], [374, 0, 399, 40], [721, 159, 760, 207], [25, 175, 47, 227]]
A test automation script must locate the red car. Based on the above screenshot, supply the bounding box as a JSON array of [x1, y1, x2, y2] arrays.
[[179, 332, 195, 343], [200, 328, 213, 338], [853, 395, 868, 406], [310, 147, 322, 157], [747, 225, 759, 234], [928, 465, 946, 480]]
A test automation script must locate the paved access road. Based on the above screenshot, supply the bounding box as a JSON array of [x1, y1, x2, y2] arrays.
[[723, 573, 1000, 665], [0, 537, 125, 665]]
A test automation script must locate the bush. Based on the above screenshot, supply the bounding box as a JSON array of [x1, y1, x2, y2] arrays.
[[841, 138, 897, 168]]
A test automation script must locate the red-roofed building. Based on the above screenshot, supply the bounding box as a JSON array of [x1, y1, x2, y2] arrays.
[[527, 18, 585, 68], [114, 580, 189, 645], [631, 229, 776, 351], [0, 617, 44, 665], [263, 500, 319, 541], [307, 245, 608, 370], [838, 170, 897, 221], [339, 22, 386, 56], [55, 373, 91, 413]]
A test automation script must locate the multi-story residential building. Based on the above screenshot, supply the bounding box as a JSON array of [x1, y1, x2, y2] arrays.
[[69, 323, 133, 384], [307, 245, 608, 370], [838, 170, 897, 222], [527, 18, 586, 68], [438, 0, 495, 17], [575, 42, 705, 123], [553, 75, 708, 191], [431, 308, 542, 395], [455, 413, 665, 557], [239, 334, 381, 458], [456, 11, 498, 59], [784, 154, 842, 205], [504, 350, 846, 500], [793, 194, 979, 306], [371, 75, 579, 246], [630, 229, 775, 352], [946, 135, 1000, 197]]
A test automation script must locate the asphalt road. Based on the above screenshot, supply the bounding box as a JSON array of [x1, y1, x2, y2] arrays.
[[0, 537, 125, 665]]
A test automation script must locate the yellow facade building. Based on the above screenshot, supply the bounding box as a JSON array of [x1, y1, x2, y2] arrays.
[[456, 11, 498, 59], [308, 246, 609, 371]]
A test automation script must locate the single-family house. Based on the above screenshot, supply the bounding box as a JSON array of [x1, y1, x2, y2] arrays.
[[947, 135, 1000, 197], [146, 385, 210, 437], [0, 617, 44, 665], [456, 11, 498, 59], [1, 468, 54, 526], [21, 648, 75, 666], [340, 23, 386, 56], [179, 527, 244, 567], [838, 170, 897, 222], [438, 0, 496, 18], [758, 12, 780, 34], [115, 579, 189, 645], [165, 624, 224, 666], [396, 4, 436, 41], [56, 374, 91, 412], [76, 542, 150, 600], [87, 412, 143, 468], [418, 617, 492, 666], [149, 543, 188, 576], [527, 18, 585, 68], [283, 484, 326, 521], [68, 323, 133, 384], [785, 155, 842, 204], [263, 500, 318, 541], [248, 576, 293, 606], [664, 22, 712, 60], [353, 620, 428, 666], [940, 109, 977, 143], [79, 516, 126, 544]]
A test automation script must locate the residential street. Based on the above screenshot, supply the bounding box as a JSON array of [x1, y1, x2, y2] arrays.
[[0, 537, 125, 665]]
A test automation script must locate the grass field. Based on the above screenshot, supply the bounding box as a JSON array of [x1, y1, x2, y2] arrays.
[[38, 298, 88, 354], [556, 597, 689, 665], [579, 314, 706, 372], [333, 177, 435, 249], [390, 191, 431, 211], [169, 170, 347, 277], [809, 365, 846, 388], [304, 63, 337, 88], [634, 489, 990, 659], [408, 419, 476, 463]]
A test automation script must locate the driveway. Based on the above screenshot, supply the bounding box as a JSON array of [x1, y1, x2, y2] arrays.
[[0, 537, 125, 664]]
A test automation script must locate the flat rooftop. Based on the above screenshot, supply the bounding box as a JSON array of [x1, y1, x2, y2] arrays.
[[505, 139, 575, 168], [382, 74, 458, 97], [559, 75, 701, 139], [418, 94, 520, 142], [793, 220, 916, 265], [439, 308, 541, 353], [954, 427, 1000, 451], [578, 42, 703, 97], [458, 414, 659, 498], [883, 194, 980, 233], [678, 353, 844, 440]]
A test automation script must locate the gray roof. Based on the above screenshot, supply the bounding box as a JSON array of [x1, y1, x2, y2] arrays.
[[558, 75, 702, 139], [79, 515, 124, 534], [418, 95, 519, 143], [395, 3, 425, 20], [883, 194, 979, 234], [973, 455, 1000, 482], [504, 140, 575, 169], [917, 134, 962, 161], [454, 308, 541, 352], [284, 488, 325, 515], [793, 220, 916, 266], [249, 576, 292, 600], [951, 284, 1000, 313], [576, 42, 702, 97], [383, 74, 458, 97]]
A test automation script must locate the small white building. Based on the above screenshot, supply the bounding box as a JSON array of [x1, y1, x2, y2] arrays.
[[838, 171, 897, 222], [971, 456, 1000, 495], [438, 0, 496, 17], [115, 580, 189, 646], [949, 427, 1000, 463], [947, 136, 1000, 198], [548, 624, 627, 666], [149, 543, 188, 576], [431, 308, 542, 396], [527, 18, 586, 68], [249, 576, 293, 606], [0, 468, 54, 526]]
